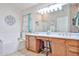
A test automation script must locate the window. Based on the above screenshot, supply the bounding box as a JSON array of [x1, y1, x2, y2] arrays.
[[74, 12, 79, 28]]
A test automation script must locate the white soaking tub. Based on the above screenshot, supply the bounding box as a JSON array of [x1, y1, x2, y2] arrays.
[[0, 33, 20, 55]]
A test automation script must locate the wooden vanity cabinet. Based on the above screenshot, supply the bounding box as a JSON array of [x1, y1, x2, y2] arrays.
[[25, 35, 39, 53], [25, 35, 79, 56], [66, 40, 79, 56], [29, 36, 36, 51], [25, 36, 29, 49], [51, 38, 66, 56]]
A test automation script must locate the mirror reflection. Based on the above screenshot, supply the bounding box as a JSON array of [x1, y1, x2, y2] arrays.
[[23, 3, 79, 33]]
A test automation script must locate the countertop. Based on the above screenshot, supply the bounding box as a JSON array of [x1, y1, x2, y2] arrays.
[[26, 32, 79, 40]]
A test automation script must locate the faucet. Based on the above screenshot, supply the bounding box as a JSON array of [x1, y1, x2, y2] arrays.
[[47, 26, 51, 35]]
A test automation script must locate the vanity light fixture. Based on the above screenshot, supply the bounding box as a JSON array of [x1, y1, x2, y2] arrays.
[[38, 7, 50, 14], [37, 3, 67, 14]]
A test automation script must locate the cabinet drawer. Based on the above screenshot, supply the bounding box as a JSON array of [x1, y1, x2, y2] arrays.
[[66, 40, 79, 47], [52, 44, 66, 56], [67, 51, 79, 56], [68, 46, 79, 53], [52, 38, 65, 44], [67, 46, 79, 56], [25, 39, 29, 49], [29, 36, 36, 51], [36, 36, 48, 41]]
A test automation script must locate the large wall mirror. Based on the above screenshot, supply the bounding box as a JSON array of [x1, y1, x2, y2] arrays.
[[30, 4, 79, 33]]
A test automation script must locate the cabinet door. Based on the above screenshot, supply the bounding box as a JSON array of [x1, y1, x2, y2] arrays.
[[66, 40, 79, 56], [52, 39, 66, 56], [67, 46, 79, 56], [25, 36, 29, 49], [52, 44, 66, 56], [29, 36, 36, 51]]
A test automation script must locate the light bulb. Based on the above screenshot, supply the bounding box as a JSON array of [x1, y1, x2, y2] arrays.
[[53, 4, 59, 11], [49, 6, 54, 12], [50, 8, 54, 12], [37, 9, 42, 14], [58, 6, 62, 10], [37, 3, 68, 14], [54, 7, 58, 11], [40, 10, 44, 15], [46, 7, 50, 13], [42, 8, 47, 14], [57, 4, 63, 10]]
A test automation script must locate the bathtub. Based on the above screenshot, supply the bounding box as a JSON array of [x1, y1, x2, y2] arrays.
[[0, 33, 20, 55]]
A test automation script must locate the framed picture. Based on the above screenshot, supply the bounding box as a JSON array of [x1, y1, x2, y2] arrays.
[[4, 15, 16, 26]]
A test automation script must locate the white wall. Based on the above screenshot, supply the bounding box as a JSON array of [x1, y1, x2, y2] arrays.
[[0, 5, 22, 55], [0, 6, 21, 34]]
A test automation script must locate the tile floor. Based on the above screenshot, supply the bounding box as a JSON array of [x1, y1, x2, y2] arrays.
[[7, 48, 45, 56], [6, 40, 45, 56]]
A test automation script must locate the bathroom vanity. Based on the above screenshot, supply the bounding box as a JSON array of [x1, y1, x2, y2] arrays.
[[25, 32, 79, 56]]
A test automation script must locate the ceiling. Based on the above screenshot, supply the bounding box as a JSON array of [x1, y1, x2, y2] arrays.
[[0, 3, 40, 11]]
